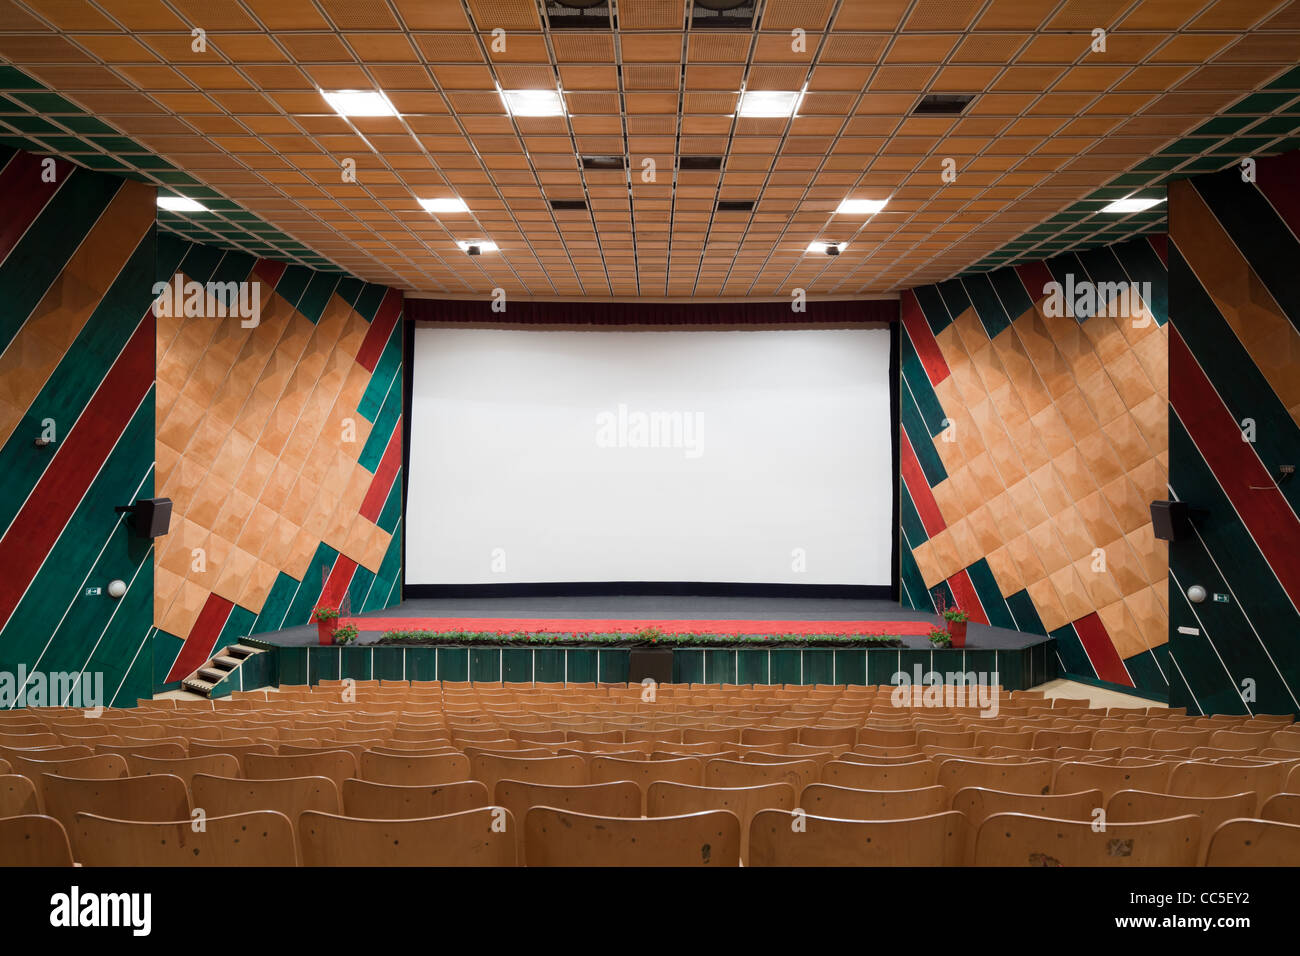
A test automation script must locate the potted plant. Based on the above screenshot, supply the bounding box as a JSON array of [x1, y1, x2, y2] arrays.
[[334, 623, 359, 646], [312, 606, 340, 645], [928, 627, 952, 648], [936, 596, 969, 648]]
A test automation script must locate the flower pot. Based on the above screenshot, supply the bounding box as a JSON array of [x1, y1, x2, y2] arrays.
[[948, 620, 967, 648], [317, 617, 339, 646]]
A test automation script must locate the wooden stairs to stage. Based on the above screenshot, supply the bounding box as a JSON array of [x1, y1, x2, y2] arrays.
[[182, 642, 267, 698]]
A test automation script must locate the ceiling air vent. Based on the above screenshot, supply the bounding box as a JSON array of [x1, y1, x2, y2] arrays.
[[679, 156, 723, 170], [550, 199, 589, 211], [545, 1, 614, 30], [692, 0, 757, 29], [581, 155, 626, 170], [715, 200, 754, 212], [912, 93, 976, 115]]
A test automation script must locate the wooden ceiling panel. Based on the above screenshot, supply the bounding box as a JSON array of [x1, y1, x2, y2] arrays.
[[1, 0, 1296, 296]]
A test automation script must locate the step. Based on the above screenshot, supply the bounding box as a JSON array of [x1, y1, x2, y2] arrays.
[[197, 667, 225, 683], [182, 678, 213, 696], [224, 644, 259, 659], [211, 656, 239, 670]]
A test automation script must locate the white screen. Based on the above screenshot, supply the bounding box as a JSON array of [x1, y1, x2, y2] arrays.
[[406, 326, 893, 586]]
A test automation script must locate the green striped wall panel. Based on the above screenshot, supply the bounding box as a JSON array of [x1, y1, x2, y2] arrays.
[[244, 644, 1050, 693]]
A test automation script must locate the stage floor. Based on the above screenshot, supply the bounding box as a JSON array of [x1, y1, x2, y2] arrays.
[[260, 596, 1050, 651]]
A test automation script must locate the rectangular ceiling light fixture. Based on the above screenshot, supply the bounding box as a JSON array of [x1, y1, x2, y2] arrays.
[[549, 199, 589, 210], [157, 196, 208, 212], [679, 156, 723, 170], [835, 198, 888, 215], [546, 1, 613, 29], [1101, 197, 1166, 213], [500, 89, 566, 117], [692, 1, 756, 29], [716, 200, 755, 212], [457, 240, 498, 254], [581, 155, 625, 170], [418, 197, 470, 213], [807, 241, 847, 254], [321, 89, 398, 117], [737, 89, 803, 118], [912, 93, 976, 115]]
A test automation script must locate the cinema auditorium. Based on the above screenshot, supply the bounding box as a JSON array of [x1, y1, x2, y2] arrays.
[[0, 0, 1298, 891]]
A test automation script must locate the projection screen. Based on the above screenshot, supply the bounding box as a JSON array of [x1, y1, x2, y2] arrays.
[[406, 326, 894, 587]]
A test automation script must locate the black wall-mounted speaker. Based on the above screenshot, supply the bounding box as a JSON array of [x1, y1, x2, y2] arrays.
[[1150, 500, 1189, 542], [128, 498, 173, 539]]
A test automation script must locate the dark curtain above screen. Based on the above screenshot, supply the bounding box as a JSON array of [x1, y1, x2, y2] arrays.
[[405, 297, 899, 326]]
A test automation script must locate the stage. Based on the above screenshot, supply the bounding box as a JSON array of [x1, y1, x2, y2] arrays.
[[234, 596, 1058, 693], [260, 596, 1044, 649]]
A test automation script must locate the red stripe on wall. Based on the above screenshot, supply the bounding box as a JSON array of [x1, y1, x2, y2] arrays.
[[946, 568, 989, 626], [359, 421, 401, 521], [1170, 327, 1300, 607], [901, 289, 950, 385], [320, 555, 358, 611], [0, 151, 69, 265], [252, 257, 287, 289], [355, 288, 403, 372], [165, 593, 234, 683], [900, 427, 946, 537], [1147, 234, 1169, 267], [0, 316, 153, 627], [1071, 612, 1134, 687], [1014, 261, 1055, 303], [1256, 153, 1300, 237]]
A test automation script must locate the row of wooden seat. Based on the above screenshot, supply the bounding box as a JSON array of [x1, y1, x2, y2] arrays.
[[1, 695, 1295, 866], [5, 798, 1298, 866], [3, 707, 1294, 742], [7, 741, 1300, 800], [5, 744, 1300, 863]]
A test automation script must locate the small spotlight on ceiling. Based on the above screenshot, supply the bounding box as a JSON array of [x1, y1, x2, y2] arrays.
[[157, 196, 208, 212], [737, 90, 803, 118], [500, 89, 566, 117], [457, 240, 498, 255], [419, 197, 470, 214], [1102, 196, 1166, 213], [808, 241, 846, 255], [321, 89, 398, 117], [835, 198, 888, 215]]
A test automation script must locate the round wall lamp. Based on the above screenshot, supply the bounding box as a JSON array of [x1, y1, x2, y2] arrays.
[[107, 579, 127, 599], [1186, 585, 1207, 604]]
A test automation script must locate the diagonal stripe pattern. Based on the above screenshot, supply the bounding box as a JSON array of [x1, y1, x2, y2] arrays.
[[898, 236, 1171, 697]]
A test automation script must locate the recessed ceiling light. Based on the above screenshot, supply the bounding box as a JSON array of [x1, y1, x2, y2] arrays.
[[321, 89, 397, 117], [157, 196, 207, 212], [913, 93, 976, 115], [457, 240, 498, 254], [500, 89, 566, 117], [419, 197, 469, 214], [1101, 197, 1166, 213], [835, 198, 888, 215], [737, 90, 803, 118], [807, 241, 846, 255]]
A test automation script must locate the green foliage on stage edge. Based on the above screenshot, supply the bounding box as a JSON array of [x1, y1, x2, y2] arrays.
[[335, 624, 360, 645], [375, 626, 906, 649]]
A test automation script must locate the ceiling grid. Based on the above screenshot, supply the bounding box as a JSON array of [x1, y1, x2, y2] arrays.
[[0, 0, 1297, 295]]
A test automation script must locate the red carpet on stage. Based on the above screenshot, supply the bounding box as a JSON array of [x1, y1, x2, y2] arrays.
[[342, 617, 932, 636]]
